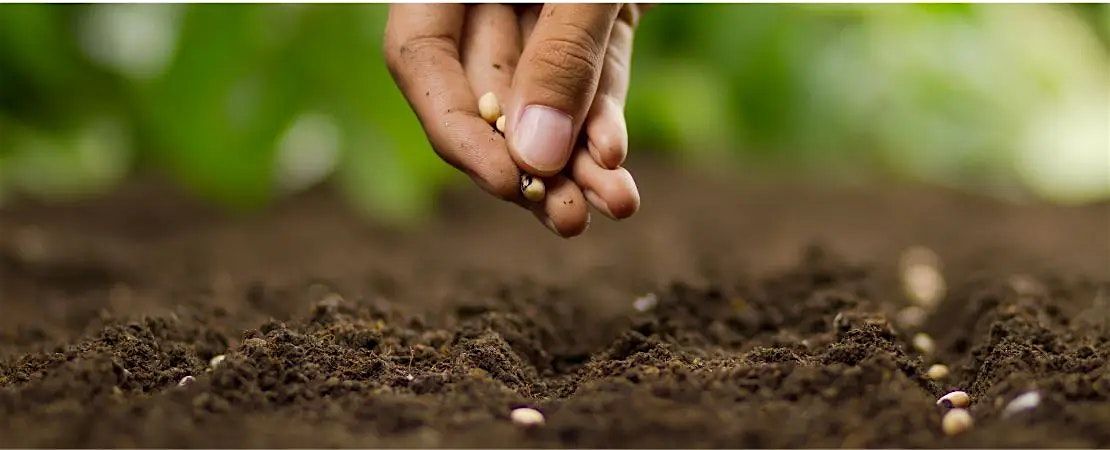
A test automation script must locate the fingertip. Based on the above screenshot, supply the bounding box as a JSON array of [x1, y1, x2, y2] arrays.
[[531, 176, 589, 238], [583, 170, 638, 220], [585, 96, 628, 169]]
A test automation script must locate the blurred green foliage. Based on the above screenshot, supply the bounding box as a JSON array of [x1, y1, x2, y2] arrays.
[[0, 4, 1107, 222]]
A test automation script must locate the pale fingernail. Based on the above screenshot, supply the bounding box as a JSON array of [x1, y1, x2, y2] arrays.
[[583, 189, 615, 220], [512, 105, 572, 173], [542, 216, 563, 237]]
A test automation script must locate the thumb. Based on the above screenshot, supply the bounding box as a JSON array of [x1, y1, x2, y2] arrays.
[[506, 4, 620, 176]]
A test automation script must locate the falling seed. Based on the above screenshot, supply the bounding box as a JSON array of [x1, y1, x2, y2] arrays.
[[937, 390, 971, 408], [904, 264, 946, 308], [209, 354, 226, 368], [1007, 275, 1044, 297], [178, 375, 196, 387], [510, 407, 545, 427], [900, 245, 941, 270], [926, 364, 950, 380], [520, 174, 546, 202], [913, 333, 936, 355], [633, 293, 658, 312], [896, 305, 928, 329], [941, 408, 973, 436], [1001, 390, 1041, 418], [478, 92, 501, 124], [899, 246, 946, 308], [496, 115, 506, 133]]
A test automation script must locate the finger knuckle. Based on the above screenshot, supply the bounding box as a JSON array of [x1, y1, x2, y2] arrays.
[[529, 33, 603, 100]]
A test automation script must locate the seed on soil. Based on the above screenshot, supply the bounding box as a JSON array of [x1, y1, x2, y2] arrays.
[[937, 390, 970, 408], [941, 408, 973, 436], [178, 375, 196, 387], [521, 174, 546, 202], [510, 407, 545, 427], [633, 293, 659, 312], [1002, 390, 1041, 418], [478, 92, 501, 124], [495, 115, 506, 133], [913, 333, 935, 355], [926, 364, 949, 380], [209, 354, 226, 368]]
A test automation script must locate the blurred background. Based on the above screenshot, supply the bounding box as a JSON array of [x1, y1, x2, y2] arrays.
[[0, 4, 1106, 223]]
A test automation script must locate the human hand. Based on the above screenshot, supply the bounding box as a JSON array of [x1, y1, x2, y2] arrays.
[[384, 4, 644, 237]]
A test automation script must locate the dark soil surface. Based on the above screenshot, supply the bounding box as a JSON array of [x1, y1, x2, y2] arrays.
[[1, 164, 1108, 447]]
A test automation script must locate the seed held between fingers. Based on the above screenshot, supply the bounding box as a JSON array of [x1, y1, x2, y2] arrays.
[[941, 408, 973, 436], [521, 174, 546, 202], [479, 92, 501, 124], [496, 115, 506, 133]]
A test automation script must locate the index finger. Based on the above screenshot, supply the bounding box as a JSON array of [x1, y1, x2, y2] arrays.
[[384, 4, 521, 201]]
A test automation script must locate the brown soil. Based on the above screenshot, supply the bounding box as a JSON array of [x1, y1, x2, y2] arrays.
[[1, 164, 1107, 448]]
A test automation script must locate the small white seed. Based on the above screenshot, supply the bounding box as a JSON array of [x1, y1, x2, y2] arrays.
[[177, 375, 196, 387], [899, 246, 946, 308], [913, 333, 936, 355], [209, 354, 226, 368], [510, 407, 545, 427], [495, 115, 506, 133], [926, 364, 950, 380], [1001, 390, 1041, 418], [937, 390, 971, 408], [478, 92, 501, 124], [521, 174, 546, 202], [633, 293, 659, 312], [896, 305, 928, 329], [904, 264, 946, 308], [941, 408, 973, 436]]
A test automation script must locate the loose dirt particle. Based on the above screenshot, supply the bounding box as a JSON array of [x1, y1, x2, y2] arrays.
[[937, 391, 971, 408], [510, 407, 545, 427], [942, 409, 973, 436]]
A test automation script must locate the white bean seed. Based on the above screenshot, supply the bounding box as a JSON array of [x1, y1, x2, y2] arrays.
[[510, 407, 545, 427], [926, 364, 949, 380], [478, 92, 501, 124], [1002, 391, 1041, 418], [941, 408, 973, 436], [913, 333, 935, 355], [937, 390, 970, 408], [521, 174, 546, 202], [209, 354, 226, 368]]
